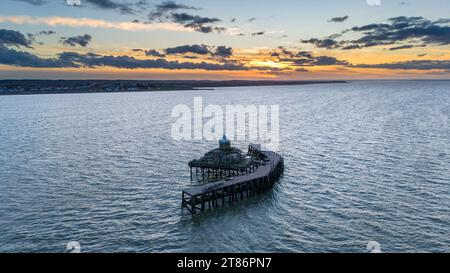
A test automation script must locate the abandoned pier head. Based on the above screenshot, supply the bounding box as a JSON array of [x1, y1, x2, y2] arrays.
[[182, 135, 284, 215]]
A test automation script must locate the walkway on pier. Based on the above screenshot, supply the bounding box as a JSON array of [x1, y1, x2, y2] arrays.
[[182, 145, 284, 215]]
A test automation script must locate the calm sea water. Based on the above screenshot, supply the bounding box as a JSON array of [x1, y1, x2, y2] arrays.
[[0, 81, 449, 253]]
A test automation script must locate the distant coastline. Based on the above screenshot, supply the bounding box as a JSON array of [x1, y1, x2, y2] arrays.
[[0, 80, 347, 96]]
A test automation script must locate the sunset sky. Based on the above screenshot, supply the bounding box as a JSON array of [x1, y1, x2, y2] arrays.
[[1, 0, 450, 80]]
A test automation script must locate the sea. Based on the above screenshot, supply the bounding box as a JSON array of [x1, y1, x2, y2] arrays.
[[0, 80, 449, 253]]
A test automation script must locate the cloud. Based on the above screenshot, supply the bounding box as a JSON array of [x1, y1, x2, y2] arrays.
[[56, 51, 248, 70], [61, 34, 92, 47], [295, 68, 309, 72], [0, 44, 78, 67], [278, 46, 294, 57], [329, 16, 349, 23], [273, 47, 349, 67], [156, 1, 197, 12], [213, 46, 233, 58], [389, 44, 415, 50], [354, 60, 450, 70], [0, 35, 242, 70], [165, 44, 211, 55], [169, 12, 221, 33], [170, 13, 220, 25], [12, 0, 145, 14], [12, 0, 46, 5], [2, 9, 225, 35], [145, 49, 165, 57], [66, 0, 82, 6], [251, 31, 265, 36], [282, 55, 348, 66], [145, 2, 224, 34], [164, 44, 233, 58], [301, 38, 340, 49], [302, 16, 450, 50], [0, 29, 32, 47], [149, 1, 199, 20], [38, 30, 56, 35], [83, 0, 135, 14], [0, 28, 75, 67], [312, 56, 349, 66], [0, 15, 191, 33], [296, 50, 314, 59]]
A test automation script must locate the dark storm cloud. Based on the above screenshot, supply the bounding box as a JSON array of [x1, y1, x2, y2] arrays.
[[62, 34, 92, 47], [329, 16, 349, 23], [354, 60, 450, 70], [0, 29, 32, 47], [302, 16, 450, 50]]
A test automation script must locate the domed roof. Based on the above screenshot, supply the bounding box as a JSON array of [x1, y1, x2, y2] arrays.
[[219, 134, 229, 144], [219, 134, 231, 149]]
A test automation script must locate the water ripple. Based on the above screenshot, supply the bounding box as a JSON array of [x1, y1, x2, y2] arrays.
[[0, 81, 449, 252]]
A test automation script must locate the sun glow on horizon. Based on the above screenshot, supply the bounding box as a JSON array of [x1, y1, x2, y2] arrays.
[[0, 0, 450, 79]]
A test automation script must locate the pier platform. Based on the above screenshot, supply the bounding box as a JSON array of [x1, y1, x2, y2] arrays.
[[182, 145, 284, 215]]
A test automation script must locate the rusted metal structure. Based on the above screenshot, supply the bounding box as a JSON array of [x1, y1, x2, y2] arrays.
[[182, 137, 284, 215]]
